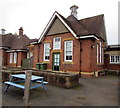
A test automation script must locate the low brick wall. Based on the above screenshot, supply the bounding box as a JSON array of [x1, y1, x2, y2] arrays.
[[32, 71, 79, 88], [2, 67, 79, 89]]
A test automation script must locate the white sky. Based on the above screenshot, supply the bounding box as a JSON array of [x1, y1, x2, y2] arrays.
[[0, 0, 119, 45]]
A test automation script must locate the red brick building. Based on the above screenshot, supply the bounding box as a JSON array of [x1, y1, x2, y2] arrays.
[[104, 45, 120, 73], [0, 27, 31, 67], [1, 6, 119, 78], [33, 5, 107, 78]]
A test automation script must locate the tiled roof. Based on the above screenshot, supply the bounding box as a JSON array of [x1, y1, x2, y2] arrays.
[[0, 33, 15, 48], [0, 33, 30, 50], [30, 38, 38, 43], [10, 35, 30, 50], [105, 44, 120, 51], [53, 12, 106, 41], [67, 15, 90, 36], [79, 14, 106, 41]]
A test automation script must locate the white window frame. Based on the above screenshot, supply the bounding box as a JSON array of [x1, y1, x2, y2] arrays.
[[97, 43, 99, 63], [10, 53, 13, 63], [99, 41, 102, 63], [44, 43, 50, 61], [102, 47, 104, 63], [14, 52, 17, 63], [110, 55, 120, 64], [27, 52, 33, 58], [53, 37, 61, 50], [97, 41, 104, 64], [64, 40, 73, 62]]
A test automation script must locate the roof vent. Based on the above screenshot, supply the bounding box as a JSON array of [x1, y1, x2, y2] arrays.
[[70, 5, 78, 19], [1, 28, 6, 35]]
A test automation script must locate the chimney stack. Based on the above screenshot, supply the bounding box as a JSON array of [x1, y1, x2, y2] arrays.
[[70, 5, 78, 19], [19, 27, 23, 36], [1, 28, 6, 35]]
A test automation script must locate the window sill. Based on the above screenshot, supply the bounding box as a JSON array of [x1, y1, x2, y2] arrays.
[[52, 49, 62, 53], [109, 63, 120, 64], [63, 62, 74, 64], [97, 63, 104, 65], [43, 61, 50, 63]]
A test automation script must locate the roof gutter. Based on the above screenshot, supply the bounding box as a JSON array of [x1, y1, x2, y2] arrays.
[[6, 49, 28, 52], [0, 46, 9, 50], [79, 35, 99, 40]]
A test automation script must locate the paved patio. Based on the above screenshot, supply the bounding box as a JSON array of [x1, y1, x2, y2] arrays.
[[2, 75, 119, 107]]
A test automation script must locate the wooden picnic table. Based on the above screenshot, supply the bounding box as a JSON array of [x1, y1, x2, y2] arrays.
[[4, 74, 48, 92]]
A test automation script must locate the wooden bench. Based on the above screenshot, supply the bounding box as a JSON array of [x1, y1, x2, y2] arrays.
[[4, 81, 25, 89]]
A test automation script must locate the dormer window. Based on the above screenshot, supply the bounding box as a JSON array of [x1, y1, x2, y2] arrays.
[[53, 37, 61, 50]]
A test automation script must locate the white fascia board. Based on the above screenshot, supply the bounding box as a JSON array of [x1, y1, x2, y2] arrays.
[[16, 50, 28, 52], [6, 49, 27, 52], [6, 50, 15, 52], [30, 42, 38, 45], [38, 13, 56, 43], [0, 46, 9, 50], [79, 35, 99, 40], [38, 12, 77, 43], [56, 13, 77, 38]]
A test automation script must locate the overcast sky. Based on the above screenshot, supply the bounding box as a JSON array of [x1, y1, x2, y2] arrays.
[[0, 0, 119, 45]]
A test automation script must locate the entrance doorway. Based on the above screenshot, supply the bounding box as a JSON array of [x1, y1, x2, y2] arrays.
[[53, 53, 60, 71]]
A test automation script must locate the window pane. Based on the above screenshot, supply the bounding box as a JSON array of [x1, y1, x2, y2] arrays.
[[65, 41, 73, 61], [14, 52, 17, 63], [116, 56, 120, 63], [44, 43, 50, 61], [10, 53, 13, 63], [111, 56, 114, 62], [110, 55, 120, 63], [53, 37, 61, 49]]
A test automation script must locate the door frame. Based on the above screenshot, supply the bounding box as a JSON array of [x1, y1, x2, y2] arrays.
[[52, 53, 60, 71]]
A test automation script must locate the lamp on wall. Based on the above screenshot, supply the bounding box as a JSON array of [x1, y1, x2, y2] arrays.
[[91, 45, 95, 49]]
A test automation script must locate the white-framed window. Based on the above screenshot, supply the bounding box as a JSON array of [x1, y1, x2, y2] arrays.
[[97, 41, 104, 64], [44, 43, 50, 61], [27, 52, 33, 58], [110, 55, 120, 64], [99, 41, 102, 63], [10, 53, 13, 63], [14, 52, 17, 63], [64, 40, 73, 62], [97, 43, 99, 63], [102, 47, 104, 63], [53, 37, 61, 50]]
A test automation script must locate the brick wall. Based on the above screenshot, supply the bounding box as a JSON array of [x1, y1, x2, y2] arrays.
[[7, 52, 27, 67], [33, 33, 81, 72], [104, 54, 120, 70], [0, 49, 7, 66], [33, 33, 105, 77]]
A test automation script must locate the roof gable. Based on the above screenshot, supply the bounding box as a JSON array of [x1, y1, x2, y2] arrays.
[[38, 11, 77, 43], [38, 11, 107, 46], [47, 17, 69, 36]]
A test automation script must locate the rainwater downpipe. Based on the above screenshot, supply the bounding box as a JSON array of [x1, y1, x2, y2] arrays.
[[79, 39, 82, 77], [38, 45, 40, 63]]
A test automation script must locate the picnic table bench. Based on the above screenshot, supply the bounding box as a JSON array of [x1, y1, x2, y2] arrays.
[[4, 74, 48, 92]]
